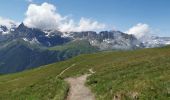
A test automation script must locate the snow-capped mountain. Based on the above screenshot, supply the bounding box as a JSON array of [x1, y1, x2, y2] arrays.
[[0, 23, 71, 46], [0, 22, 169, 50]]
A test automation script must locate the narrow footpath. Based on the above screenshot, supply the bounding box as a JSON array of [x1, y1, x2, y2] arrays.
[[65, 69, 95, 100]]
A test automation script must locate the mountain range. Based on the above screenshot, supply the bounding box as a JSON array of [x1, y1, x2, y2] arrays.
[[0, 22, 170, 74]]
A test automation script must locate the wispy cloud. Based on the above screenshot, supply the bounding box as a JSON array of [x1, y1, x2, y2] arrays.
[[26, 0, 33, 3], [59, 17, 106, 32], [0, 17, 19, 29]]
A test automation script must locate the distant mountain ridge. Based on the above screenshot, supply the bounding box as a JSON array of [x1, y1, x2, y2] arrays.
[[0, 23, 144, 50], [1, 23, 170, 49]]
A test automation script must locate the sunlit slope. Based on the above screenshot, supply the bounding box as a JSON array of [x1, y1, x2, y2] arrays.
[[0, 46, 170, 100]]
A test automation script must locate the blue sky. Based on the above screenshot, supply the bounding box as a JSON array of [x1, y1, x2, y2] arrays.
[[0, 0, 170, 36]]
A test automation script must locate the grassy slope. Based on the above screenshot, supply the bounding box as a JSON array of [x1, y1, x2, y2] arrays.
[[0, 39, 61, 73], [0, 46, 170, 99], [0, 61, 72, 100], [0, 39, 98, 74]]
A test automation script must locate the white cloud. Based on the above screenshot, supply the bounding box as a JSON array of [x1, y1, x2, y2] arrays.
[[126, 23, 151, 39], [59, 17, 106, 32], [24, 2, 64, 30], [24, 2, 106, 32], [0, 17, 18, 29], [78, 18, 106, 32]]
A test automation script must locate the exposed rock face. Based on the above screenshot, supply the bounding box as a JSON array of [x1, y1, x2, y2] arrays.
[[69, 31, 143, 50]]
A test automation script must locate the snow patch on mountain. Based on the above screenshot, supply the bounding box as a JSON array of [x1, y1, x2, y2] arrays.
[[23, 37, 40, 44]]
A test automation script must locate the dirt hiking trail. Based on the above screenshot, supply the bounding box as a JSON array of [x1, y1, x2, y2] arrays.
[[65, 69, 95, 100]]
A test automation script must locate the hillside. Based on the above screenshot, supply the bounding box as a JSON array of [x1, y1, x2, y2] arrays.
[[49, 40, 98, 52], [0, 39, 98, 74], [0, 39, 60, 73], [0, 46, 170, 99]]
